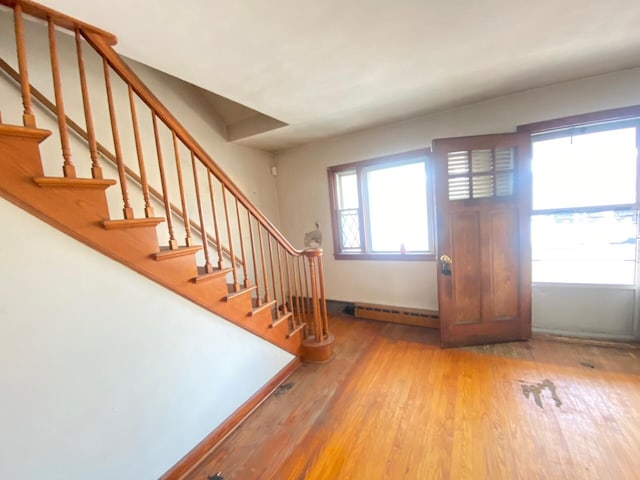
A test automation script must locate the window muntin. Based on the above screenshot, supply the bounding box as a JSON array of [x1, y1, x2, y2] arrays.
[[328, 150, 434, 260], [531, 120, 639, 285], [335, 170, 361, 251]]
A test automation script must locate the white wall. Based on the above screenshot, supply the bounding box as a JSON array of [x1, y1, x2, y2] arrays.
[[275, 67, 640, 339], [0, 197, 293, 480]]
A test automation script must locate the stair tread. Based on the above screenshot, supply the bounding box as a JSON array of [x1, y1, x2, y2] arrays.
[[153, 245, 202, 261], [225, 284, 257, 301], [249, 299, 277, 317], [271, 311, 293, 329], [103, 217, 165, 230], [287, 322, 306, 339], [192, 266, 233, 283], [34, 176, 116, 189]]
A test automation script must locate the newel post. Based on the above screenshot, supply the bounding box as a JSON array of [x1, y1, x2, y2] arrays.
[[301, 248, 335, 362]]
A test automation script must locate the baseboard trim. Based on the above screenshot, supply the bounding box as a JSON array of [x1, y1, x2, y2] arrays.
[[160, 357, 301, 480], [355, 302, 439, 329], [532, 329, 639, 348]]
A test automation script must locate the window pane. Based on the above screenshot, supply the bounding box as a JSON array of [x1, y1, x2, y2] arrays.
[[532, 128, 637, 210], [367, 162, 429, 252], [336, 171, 359, 209], [532, 211, 637, 284], [339, 209, 361, 251]]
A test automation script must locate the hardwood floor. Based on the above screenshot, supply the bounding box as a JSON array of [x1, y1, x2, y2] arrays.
[[185, 315, 640, 480]]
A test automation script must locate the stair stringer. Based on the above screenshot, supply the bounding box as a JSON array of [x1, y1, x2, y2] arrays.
[[0, 123, 302, 356]]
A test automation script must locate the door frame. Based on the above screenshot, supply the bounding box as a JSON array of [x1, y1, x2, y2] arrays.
[[518, 105, 640, 342]]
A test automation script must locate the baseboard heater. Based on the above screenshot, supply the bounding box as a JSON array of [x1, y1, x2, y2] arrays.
[[354, 302, 439, 329]]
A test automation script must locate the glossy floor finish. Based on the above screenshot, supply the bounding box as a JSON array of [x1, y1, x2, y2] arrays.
[[185, 316, 640, 480]]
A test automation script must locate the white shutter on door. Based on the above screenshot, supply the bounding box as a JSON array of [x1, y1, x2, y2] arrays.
[[447, 147, 516, 200]]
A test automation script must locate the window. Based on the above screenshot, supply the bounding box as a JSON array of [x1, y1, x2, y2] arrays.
[[531, 119, 639, 284], [328, 149, 434, 260]]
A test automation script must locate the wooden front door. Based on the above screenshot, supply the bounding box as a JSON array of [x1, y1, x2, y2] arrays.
[[433, 133, 532, 347]]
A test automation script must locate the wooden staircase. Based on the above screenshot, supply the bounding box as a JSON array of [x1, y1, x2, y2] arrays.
[[0, 0, 334, 361], [0, 123, 300, 352]]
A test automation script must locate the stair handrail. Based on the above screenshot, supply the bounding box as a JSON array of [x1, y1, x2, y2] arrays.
[[0, 0, 117, 45], [0, 55, 244, 267]]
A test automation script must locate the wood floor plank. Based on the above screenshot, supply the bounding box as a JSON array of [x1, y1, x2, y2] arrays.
[[184, 315, 640, 480]]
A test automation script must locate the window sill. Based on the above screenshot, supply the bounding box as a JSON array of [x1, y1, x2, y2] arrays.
[[334, 252, 435, 261]]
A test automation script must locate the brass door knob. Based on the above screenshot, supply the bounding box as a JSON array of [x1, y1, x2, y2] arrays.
[[440, 255, 452, 276]]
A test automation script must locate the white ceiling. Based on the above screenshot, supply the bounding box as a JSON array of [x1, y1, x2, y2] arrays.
[[42, 0, 640, 151]]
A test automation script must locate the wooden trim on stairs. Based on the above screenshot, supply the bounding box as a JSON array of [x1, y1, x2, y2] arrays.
[[159, 357, 301, 480], [0, 123, 50, 139], [191, 267, 233, 284], [153, 245, 202, 261], [33, 177, 116, 189], [102, 217, 165, 230], [0, 56, 243, 267], [225, 285, 257, 302]]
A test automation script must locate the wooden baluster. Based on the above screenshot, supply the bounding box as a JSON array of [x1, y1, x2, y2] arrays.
[[128, 85, 154, 216], [222, 185, 239, 291], [317, 251, 329, 336], [267, 235, 278, 312], [206, 171, 224, 269], [285, 252, 294, 323], [172, 132, 192, 246], [302, 255, 311, 332], [235, 198, 249, 288], [276, 244, 287, 314], [191, 153, 213, 273], [247, 213, 261, 306], [48, 17, 75, 177], [13, 4, 35, 127], [75, 29, 101, 179], [292, 254, 302, 325], [257, 225, 270, 303], [104, 59, 133, 218], [306, 253, 322, 341], [152, 112, 177, 249]]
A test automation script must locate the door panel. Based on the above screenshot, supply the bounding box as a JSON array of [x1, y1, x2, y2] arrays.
[[434, 133, 531, 347], [450, 212, 482, 324], [485, 208, 519, 322]]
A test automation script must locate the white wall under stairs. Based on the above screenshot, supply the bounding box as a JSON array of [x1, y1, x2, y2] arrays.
[[0, 197, 294, 480]]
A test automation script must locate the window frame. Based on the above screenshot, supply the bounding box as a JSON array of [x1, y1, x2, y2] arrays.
[[518, 106, 640, 286], [327, 148, 435, 261]]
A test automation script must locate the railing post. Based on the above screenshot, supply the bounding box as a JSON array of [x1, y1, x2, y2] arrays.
[[206, 171, 224, 269], [152, 112, 178, 249], [301, 248, 334, 363], [75, 29, 102, 179], [128, 84, 153, 215], [191, 153, 213, 273], [13, 4, 36, 128], [104, 59, 133, 218], [48, 16, 75, 177]]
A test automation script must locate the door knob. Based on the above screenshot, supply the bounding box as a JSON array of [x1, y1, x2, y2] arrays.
[[440, 255, 452, 276]]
